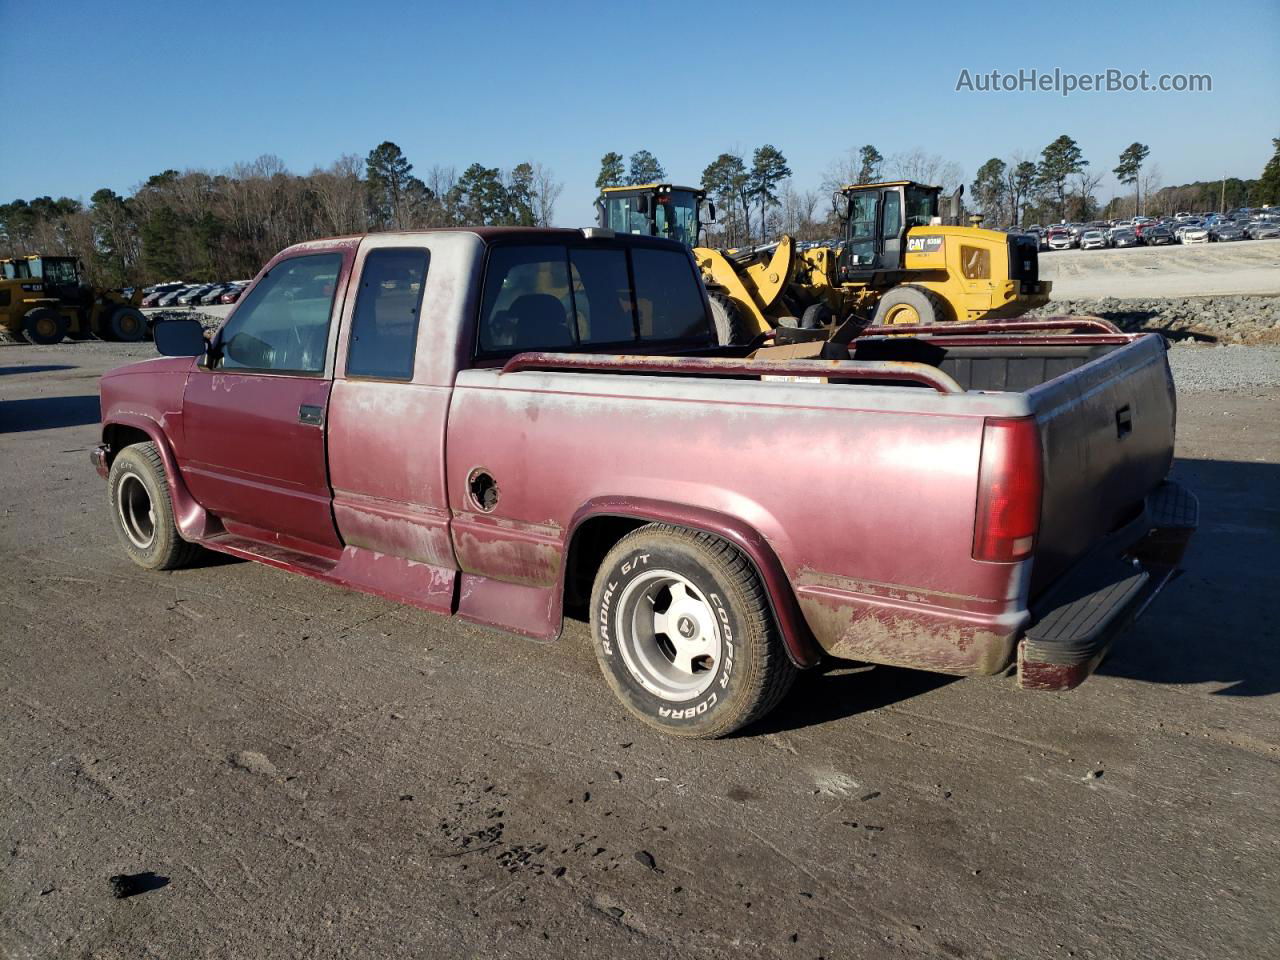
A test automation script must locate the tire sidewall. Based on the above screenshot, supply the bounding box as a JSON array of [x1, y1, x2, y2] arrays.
[[592, 536, 749, 735], [873, 286, 941, 325], [24, 309, 67, 345], [110, 307, 146, 342], [107, 448, 172, 569]]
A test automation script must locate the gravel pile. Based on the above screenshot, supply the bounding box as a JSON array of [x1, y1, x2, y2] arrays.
[[1031, 295, 1280, 345], [145, 309, 225, 334]]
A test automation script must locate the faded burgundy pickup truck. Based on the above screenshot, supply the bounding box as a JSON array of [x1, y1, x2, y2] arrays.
[[95, 228, 1196, 737]]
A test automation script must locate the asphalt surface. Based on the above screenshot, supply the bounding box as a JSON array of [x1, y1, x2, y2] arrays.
[[2, 341, 1278, 960]]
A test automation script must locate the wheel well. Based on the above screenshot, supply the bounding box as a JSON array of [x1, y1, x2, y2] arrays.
[[102, 424, 152, 465], [562, 515, 649, 618], [559, 511, 820, 669]]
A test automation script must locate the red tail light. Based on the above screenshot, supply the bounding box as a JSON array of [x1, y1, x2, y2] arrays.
[[973, 417, 1042, 563]]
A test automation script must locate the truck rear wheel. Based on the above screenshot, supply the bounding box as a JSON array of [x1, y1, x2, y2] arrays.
[[589, 524, 796, 738], [708, 292, 751, 345], [23, 308, 68, 345], [872, 285, 950, 326], [108, 306, 147, 342], [107, 442, 201, 570]]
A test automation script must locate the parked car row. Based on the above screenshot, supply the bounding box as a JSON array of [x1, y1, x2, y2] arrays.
[[1010, 209, 1279, 250], [140, 280, 249, 308]]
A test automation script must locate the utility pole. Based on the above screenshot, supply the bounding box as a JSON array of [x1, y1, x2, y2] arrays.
[[1220, 175, 1226, 214]]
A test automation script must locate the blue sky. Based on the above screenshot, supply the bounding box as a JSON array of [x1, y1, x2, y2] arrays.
[[2, 0, 1277, 224]]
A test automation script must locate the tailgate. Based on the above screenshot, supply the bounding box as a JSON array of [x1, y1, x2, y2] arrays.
[[1026, 334, 1175, 595]]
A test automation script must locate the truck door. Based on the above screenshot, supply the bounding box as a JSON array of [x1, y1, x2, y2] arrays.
[[324, 242, 458, 572], [179, 249, 350, 552]]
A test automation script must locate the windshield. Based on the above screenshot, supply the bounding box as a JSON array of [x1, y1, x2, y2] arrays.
[[653, 190, 700, 247]]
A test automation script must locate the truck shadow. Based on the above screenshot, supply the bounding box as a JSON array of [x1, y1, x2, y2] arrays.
[[1098, 457, 1280, 696], [751, 456, 1279, 735], [745, 665, 959, 737], [0, 365, 76, 376], [0, 395, 100, 433]]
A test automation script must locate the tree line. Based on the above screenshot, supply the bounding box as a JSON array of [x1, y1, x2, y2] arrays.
[[970, 135, 1279, 227], [0, 142, 564, 287], [598, 135, 1279, 245]]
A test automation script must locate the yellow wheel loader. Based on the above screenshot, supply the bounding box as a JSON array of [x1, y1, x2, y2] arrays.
[[0, 255, 146, 345], [596, 180, 1052, 344]]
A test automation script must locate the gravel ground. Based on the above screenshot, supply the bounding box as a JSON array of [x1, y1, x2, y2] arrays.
[[1041, 238, 1280, 300], [1167, 342, 1280, 393], [2, 345, 1278, 960], [1030, 295, 1280, 345]]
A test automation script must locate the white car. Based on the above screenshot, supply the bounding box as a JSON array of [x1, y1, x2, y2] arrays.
[[1080, 230, 1107, 250], [1046, 231, 1074, 250], [1181, 227, 1210, 244]]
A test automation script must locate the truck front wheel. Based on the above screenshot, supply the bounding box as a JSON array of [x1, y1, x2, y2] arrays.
[[107, 442, 201, 570], [589, 524, 796, 738]]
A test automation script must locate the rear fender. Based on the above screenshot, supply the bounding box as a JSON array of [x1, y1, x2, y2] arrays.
[[102, 414, 215, 541], [564, 496, 820, 668]]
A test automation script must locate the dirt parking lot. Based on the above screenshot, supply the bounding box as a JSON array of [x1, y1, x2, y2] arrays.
[[2, 341, 1278, 960], [1042, 237, 1280, 300]]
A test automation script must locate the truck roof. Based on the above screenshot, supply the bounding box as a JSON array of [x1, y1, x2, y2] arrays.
[[276, 226, 691, 253]]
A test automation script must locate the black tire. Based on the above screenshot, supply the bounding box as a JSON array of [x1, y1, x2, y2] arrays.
[[590, 524, 796, 738], [23, 308, 68, 345], [707, 291, 751, 345], [799, 302, 835, 329], [108, 306, 146, 343], [871, 285, 951, 326], [107, 442, 201, 571]]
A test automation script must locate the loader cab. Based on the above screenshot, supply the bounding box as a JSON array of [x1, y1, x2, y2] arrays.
[[837, 181, 947, 278], [23, 256, 86, 303], [596, 184, 711, 248]]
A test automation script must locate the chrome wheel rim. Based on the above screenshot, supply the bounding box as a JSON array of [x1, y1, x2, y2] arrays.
[[616, 570, 721, 700], [117, 473, 156, 549]]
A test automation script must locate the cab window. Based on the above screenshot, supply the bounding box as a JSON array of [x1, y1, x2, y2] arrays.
[[477, 243, 711, 356], [906, 187, 936, 227], [346, 248, 429, 380], [218, 253, 342, 374], [882, 190, 902, 238], [848, 193, 879, 266]]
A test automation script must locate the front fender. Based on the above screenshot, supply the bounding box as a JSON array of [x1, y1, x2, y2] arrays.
[[564, 496, 820, 668], [101, 413, 214, 542]]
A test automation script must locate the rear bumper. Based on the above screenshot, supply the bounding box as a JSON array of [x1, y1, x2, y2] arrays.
[[1017, 480, 1198, 691]]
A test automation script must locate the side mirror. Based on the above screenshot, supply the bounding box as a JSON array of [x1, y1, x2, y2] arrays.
[[153, 318, 206, 357], [635, 196, 650, 215], [594, 198, 605, 227], [704, 202, 717, 224]]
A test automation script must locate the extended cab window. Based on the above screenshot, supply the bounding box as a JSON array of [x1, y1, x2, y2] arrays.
[[219, 253, 342, 374], [346, 248, 429, 380], [477, 243, 711, 356]]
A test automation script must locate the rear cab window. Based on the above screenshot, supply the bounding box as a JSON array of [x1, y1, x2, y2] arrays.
[[476, 240, 711, 358]]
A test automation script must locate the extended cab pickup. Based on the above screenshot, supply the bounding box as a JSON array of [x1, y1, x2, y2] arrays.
[[95, 228, 1196, 738]]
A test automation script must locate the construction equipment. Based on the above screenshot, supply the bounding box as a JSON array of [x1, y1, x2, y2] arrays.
[[0, 255, 146, 344], [595, 180, 1052, 344], [595, 183, 711, 248]]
